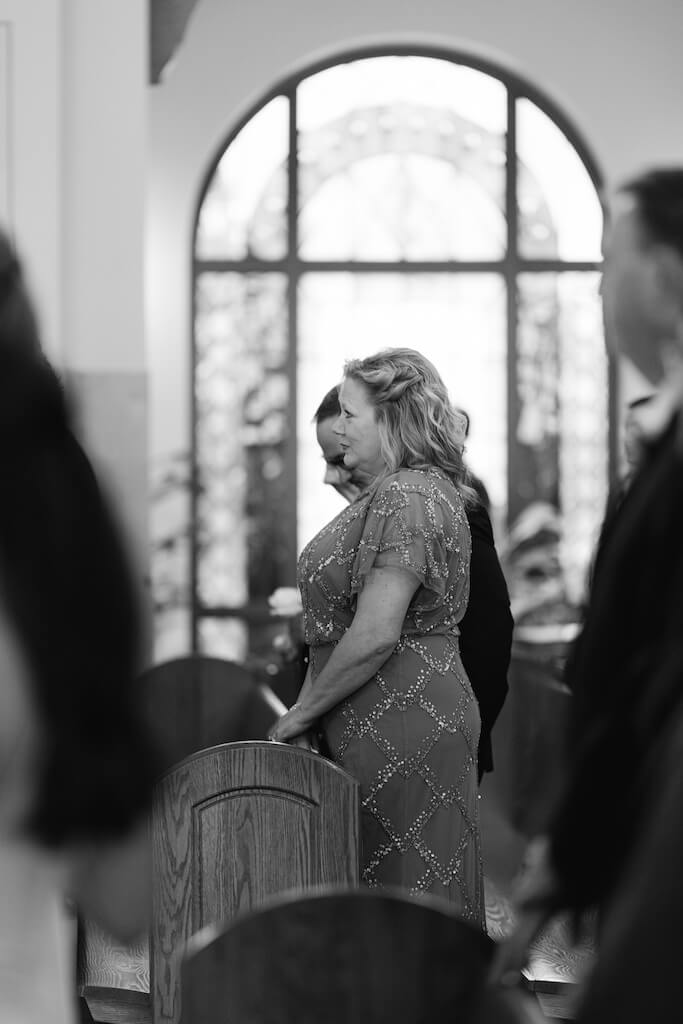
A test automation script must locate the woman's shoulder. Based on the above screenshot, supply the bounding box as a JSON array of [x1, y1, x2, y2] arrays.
[[373, 467, 465, 513], [376, 466, 433, 488]]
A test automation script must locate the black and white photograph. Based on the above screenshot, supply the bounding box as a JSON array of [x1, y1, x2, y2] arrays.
[[1, 2, 682, 1022]]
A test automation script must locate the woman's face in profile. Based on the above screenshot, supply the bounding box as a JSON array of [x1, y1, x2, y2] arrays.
[[334, 377, 385, 479]]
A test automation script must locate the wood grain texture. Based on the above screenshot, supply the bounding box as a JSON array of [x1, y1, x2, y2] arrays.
[[525, 914, 595, 990], [152, 742, 360, 1024], [181, 888, 497, 1024], [81, 987, 152, 1024], [80, 923, 149, 991], [79, 657, 287, 1021], [534, 988, 580, 1021]]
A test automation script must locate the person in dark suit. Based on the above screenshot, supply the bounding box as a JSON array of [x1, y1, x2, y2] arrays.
[[568, 390, 657, 636], [313, 386, 513, 781], [494, 168, 683, 1018], [452, 408, 512, 778], [596, 391, 656, 550], [622, 393, 656, 472]]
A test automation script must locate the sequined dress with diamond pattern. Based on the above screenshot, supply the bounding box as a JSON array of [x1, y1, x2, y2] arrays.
[[298, 467, 484, 925]]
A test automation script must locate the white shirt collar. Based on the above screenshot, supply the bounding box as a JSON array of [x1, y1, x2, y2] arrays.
[[636, 362, 683, 444]]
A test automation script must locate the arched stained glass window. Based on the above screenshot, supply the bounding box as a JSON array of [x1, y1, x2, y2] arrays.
[[169, 49, 612, 662]]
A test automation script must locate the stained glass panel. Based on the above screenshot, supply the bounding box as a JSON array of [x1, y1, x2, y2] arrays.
[[517, 99, 603, 260], [195, 96, 289, 260], [198, 617, 249, 663], [194, 272, 289, 656], [297, 272, 507, 549], [297, 57, 507, 260], [517, 272, 608, 603], [150, 451, 192, 659]]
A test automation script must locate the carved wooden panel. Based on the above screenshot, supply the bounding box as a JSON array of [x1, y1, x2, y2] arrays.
[[151, 742, 360, 1024], [80, 658, 287, 1020]]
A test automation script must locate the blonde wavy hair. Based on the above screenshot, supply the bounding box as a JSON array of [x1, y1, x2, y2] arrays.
[[343, 347, 478, 505]]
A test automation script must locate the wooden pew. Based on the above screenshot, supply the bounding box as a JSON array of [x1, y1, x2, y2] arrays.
[[152, 742, 360, 1024], [78, 657, 288, 1023], [140, 655, 289, 774], [180, 888, 544, 1024]]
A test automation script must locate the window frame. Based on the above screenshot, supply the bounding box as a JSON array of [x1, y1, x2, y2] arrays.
[[189, 43, 615, 654]]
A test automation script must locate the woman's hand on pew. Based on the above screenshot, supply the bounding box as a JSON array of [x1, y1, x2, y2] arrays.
[[267, 702, 314, 744], [290, 731, 316, 751]]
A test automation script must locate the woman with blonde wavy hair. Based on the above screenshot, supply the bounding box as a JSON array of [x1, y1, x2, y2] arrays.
[[270, 348, 484, 925]]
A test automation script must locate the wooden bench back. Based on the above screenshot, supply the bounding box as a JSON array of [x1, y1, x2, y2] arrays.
[[180, 887, 502, 1024], [78, 657, 288, 1022], [140, 655, 287, 771], [152, 742, 360, 1024]]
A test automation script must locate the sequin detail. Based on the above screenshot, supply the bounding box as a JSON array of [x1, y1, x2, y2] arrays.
[[298, 468, 485, 926]]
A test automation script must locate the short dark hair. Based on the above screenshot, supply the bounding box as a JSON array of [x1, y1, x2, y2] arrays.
[[0, 232, 157, 848], [313, 385, 341, 424], [620, 168, 683, 260]]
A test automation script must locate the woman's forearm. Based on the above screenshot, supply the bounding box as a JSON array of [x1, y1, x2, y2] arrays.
[[296, 663, 314, 703], [299, 624, 397, 721], [269, 569, 418, 743]]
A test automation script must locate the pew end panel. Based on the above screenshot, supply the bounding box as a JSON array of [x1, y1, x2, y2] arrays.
[[151, 741, 360, 1024]]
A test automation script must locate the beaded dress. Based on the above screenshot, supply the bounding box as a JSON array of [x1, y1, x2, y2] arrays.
[[298, 467, 484, 924]]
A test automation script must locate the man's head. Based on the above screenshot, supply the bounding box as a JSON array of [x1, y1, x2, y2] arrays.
[[601, 169, 683, 384], [313, 385, 364, 502]]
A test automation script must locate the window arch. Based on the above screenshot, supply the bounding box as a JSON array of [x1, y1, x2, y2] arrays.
[[185, 47, 612, 661]]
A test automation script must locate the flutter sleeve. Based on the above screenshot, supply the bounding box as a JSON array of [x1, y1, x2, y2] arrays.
[[350, 472, 461, 604]]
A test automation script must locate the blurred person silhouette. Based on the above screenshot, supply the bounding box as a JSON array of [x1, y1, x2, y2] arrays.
[[577, 391, 658, 610], [493, 168, 683, 1022], [308, 384, 512, 781], [603, 391, 657, 522], [0, 231, 157, 1024]]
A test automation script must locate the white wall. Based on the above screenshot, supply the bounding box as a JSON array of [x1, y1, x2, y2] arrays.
[[62, 0, 148, 375], [61, 1, 150, 567], [0, 0, 150, 621], [148, 0, 683, 464], [0, 0, 62, 361]]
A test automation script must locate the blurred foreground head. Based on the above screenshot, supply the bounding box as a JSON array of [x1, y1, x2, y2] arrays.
[[602, 168, 683, 384], [0, 230, 156, 848]]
